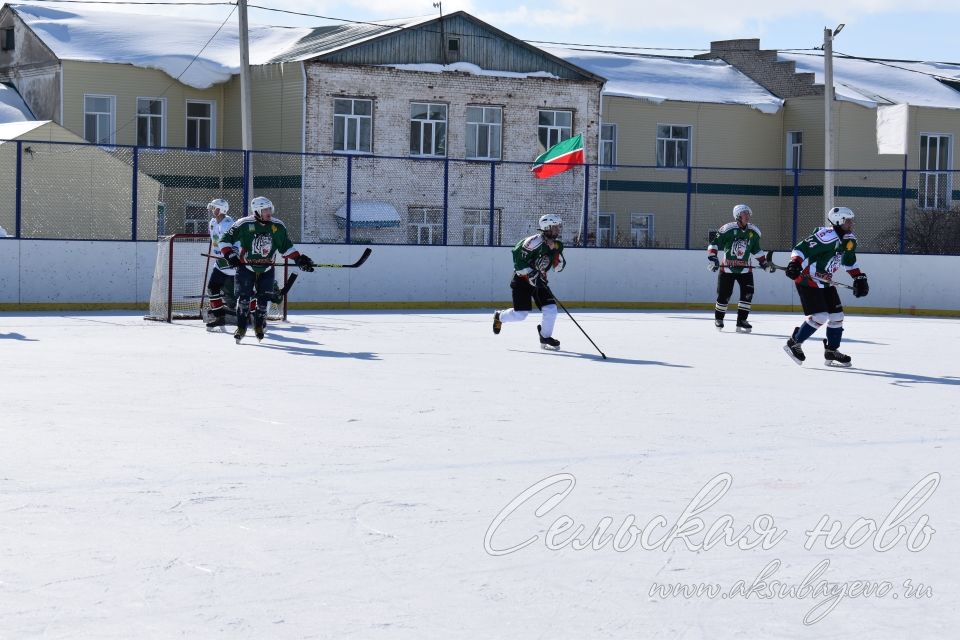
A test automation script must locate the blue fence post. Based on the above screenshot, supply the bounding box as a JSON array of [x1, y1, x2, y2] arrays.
[[684, 166, 692, 250], [345, 155, 352, 244], [14, 140, 22, 238], [899, 157, 908, 254], [443, 158, 449, 246], [581, 164, 590, 247], [242, 150, 251, 216], [130, 146, 139, 241], [792, 168, 800, 246], [488, 161, 496, 247]]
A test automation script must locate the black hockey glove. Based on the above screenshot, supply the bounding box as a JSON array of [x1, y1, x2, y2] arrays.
[[784, 259, 802, 280], [707, 254, 720, 272], [852, 273, 869, 298], [295, 254, 315, 272], [225, 252, 241, 269], [757, 258, 776, 273]]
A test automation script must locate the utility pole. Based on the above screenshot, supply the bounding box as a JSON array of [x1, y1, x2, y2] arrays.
[[434, 2, 446, 65], [239, 0, 254, 203], [823, 23, 844, 220]]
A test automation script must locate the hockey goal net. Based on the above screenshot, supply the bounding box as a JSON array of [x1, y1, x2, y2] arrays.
[[145, 234, 288, 322]]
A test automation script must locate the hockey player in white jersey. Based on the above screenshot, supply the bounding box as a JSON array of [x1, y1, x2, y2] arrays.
[[204, 199, 235, 330]]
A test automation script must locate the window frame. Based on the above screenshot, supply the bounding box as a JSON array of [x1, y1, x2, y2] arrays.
[[410, 102, 448, 157], [537, 109, 573, 154], [465, 105, 502, 161], [185, 99, 215, 151], [407, 206, 444, 245], [83, 94, 116, 146], [597, 212, 615, 247], [184, 201, 208, 234], [630, 213, 655, 248], [600, 123, 617, 170], [461, 208, 500, 246], [786, 130, 802, 174], [655, 123, 691, 169], [136, 97, 166, 149], [1, 27, 14, 51], [334, 97, 374, 154], [918, 133, 953, 210]]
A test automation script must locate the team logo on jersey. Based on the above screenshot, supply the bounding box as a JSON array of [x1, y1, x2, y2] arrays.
[[732, 238, 748, 258], [252, 234, 273, 257], [826, 254, 842, 274], [534, 255, 551, 272]]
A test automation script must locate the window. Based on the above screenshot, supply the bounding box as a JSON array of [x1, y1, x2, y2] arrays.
[[656, 124, 691, 168], [186, 100, 214, 150], [410, 102, 447, 156], [83, 95, 115, 145], [466, 106, 502, 160], [631, 214, 654, 247], [600, 123, 617, 168], [334, 98, 373, 153], [786, 131, 802, 173], [1, 27, 14, 51], [447, 37, 460, 61], [137, 98, 165, 148], [538, 109, 572, 152], [598, 213, 614, 247], [462, 208, 498, 246], [919, 134, 952, 209], [184, 202, 207, 234], [408, 207, 443, 245]]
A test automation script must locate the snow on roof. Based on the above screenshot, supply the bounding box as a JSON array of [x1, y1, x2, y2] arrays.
[[779, 52, 960, 109], [381, 62, 558, 80], [0, 120, 47, 143], [11, 2, 314, 89], [334, 202, 400, 228], [0, 82, 34, 124], [544, 47, 783, 114]]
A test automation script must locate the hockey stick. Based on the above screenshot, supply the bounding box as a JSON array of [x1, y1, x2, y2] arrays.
[[765, 251, 854, 290], [553, 296, 607, 360], [186, 273, 299, 300], [201, 247, 372, 269]]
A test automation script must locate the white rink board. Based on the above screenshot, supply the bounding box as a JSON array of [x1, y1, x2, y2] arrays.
[[1, 310, 958, 638], [0, 240, 958, 311]]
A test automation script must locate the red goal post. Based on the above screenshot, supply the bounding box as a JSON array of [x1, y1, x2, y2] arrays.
[[145, 233, 288, 322]]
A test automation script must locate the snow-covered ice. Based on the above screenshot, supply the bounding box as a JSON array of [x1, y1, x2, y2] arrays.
[[1, 310, 958, 638]]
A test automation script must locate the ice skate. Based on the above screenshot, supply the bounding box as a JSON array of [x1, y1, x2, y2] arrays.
[[537, 324, 560, 351], [714, 317, 724, 331], [205, 314, 226, 332], [783, 328, 805, 365], [234, 326, 246, 344], [823, 340, 852, 368], [735, 319, 752, 333], [492, 311, 502, 335]]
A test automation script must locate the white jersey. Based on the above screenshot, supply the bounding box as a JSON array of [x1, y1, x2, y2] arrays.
[[209, 215, 236, 273]]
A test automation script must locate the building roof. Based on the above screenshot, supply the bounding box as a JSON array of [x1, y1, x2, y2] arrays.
[[0, 82, 34, 124], [545, 48, 783, 114], [0, 119, 46, 143], [779, 52, 960, 109]]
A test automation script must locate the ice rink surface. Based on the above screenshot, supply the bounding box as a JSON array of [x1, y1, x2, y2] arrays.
[[2, 310, 958, 638]]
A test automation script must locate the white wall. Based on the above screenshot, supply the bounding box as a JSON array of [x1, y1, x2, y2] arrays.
[[0, 240, 957, 313]]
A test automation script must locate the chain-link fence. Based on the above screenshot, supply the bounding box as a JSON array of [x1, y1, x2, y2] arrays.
[[0, 137, 957, 255]]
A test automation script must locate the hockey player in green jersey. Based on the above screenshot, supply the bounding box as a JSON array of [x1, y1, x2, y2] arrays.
[[783, 206, 869, 366], [492, 214, 566, 350], [219, 196, 316, 343], [707, 204, 775, 332]]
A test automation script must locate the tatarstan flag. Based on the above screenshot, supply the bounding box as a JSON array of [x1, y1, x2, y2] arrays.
[[531, 134, 584, 179]]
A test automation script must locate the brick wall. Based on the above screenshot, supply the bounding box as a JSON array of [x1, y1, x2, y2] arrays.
[[301, 63, 602, 245], [696, 39, 822, 99]]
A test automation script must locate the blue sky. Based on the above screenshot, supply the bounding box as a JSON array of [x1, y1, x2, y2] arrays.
[[54, 1, 960, 62]]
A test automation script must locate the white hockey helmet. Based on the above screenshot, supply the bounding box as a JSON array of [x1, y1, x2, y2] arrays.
[[826, 206, 855, 226], [732, 204, 752, 220], [538, 213, 563, 239], [251, 196, 274, 222], [207, 198, 229, 216]]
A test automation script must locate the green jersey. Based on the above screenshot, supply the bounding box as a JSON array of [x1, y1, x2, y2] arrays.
[[707, 222, 764, 273], [219, 215, 299, 274], [512, 233, 565, 277], [790, 226, 861, 289]]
